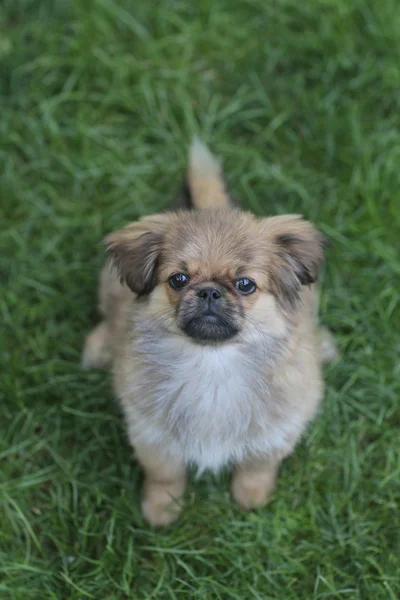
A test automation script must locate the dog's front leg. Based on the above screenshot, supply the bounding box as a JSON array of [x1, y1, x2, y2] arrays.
[[134, 443, 186, 526], [231, 454, 282, 510]]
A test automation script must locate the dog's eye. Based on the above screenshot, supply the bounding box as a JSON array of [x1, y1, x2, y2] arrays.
[[235, 278, 257, 295], [169, 273, 190, 290]]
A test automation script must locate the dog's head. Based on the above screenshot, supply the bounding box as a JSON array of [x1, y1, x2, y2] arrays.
[[105, 209, 325, 344]]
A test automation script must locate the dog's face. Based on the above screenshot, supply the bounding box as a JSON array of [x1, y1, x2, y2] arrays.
[[106, 209, 325, 344]]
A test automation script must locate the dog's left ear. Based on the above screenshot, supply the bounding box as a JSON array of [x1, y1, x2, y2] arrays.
[[104, 214, 171, 295], [261, 215, 327, 307]]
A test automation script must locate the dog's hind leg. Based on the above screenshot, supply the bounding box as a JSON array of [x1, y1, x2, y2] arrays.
[[81, 321, 112, 370], [317, 326, 338, 363], [82, 262, 128, 370]]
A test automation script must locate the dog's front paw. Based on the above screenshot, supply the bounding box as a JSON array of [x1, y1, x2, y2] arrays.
[[231, 467, 276, 510], [141, 481, 184, 526]]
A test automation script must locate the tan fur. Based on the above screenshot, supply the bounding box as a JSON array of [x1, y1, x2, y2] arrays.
[[82, 143, 335, 525]]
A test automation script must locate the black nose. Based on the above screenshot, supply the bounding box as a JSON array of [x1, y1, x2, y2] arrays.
[[197, 287, 222, 301]]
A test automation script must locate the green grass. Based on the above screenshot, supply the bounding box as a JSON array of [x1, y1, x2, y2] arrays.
[[1, 0, 399, 598]]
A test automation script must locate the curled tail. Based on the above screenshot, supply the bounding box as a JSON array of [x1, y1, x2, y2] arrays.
[[182, 138, 232, 210]]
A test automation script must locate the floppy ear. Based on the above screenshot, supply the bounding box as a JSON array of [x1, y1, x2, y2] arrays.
[[262, 215, 326, 307], [104, 214, 171, 295]]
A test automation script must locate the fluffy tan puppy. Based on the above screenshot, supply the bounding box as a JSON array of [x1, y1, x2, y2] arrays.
[[82, 140, 336, 526]]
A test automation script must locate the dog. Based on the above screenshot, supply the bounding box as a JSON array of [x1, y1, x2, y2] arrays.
[[82, 140, 337, 526]]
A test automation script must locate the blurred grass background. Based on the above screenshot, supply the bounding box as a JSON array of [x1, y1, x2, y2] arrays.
[[1, 0, 399, 598]]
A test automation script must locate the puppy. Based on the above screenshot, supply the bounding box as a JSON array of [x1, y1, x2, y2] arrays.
[[82, 140, 336, 526]]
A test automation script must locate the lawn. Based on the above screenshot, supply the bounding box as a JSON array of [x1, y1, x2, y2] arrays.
[[1, 0, 399, 598]]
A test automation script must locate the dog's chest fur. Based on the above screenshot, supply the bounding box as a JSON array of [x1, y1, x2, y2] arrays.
[[119, 327, 301, 472]]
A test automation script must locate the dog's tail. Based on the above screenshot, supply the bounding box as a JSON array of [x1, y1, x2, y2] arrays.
[[180, 138, 232, 210]]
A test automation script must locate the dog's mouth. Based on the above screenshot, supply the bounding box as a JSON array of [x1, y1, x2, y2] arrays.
[[180, 313, 239, 343]]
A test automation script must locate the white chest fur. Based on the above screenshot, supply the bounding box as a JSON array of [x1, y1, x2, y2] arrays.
[[121, 331, 301, 472]]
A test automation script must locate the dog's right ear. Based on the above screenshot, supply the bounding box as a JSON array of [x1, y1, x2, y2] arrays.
[[104, 214, 171, 295], [260, 214, 326, 308]]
